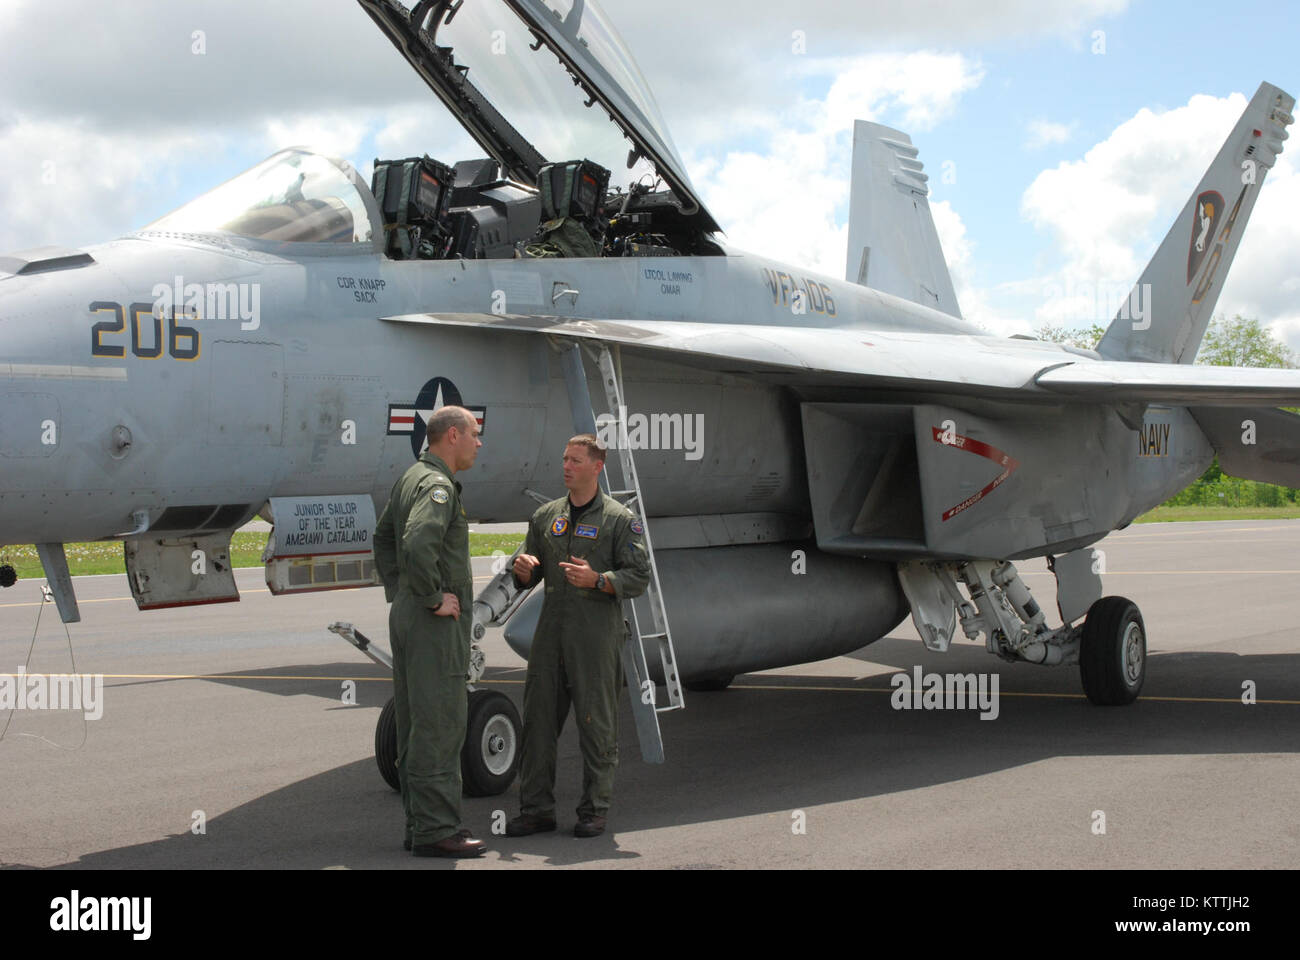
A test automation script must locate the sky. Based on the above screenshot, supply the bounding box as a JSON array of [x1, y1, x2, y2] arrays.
[[1, 0, 1298, 350]]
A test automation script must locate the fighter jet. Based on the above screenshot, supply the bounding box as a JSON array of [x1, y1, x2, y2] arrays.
[[2, 0, 1298, 790]]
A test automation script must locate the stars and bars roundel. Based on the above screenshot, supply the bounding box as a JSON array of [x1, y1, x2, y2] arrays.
[[386, 377, 487, 458]]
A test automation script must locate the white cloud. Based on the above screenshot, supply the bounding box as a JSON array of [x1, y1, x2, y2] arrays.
[[949, 90, 1300, 354], [1216, 154, 1300, 355], [1025, 119, 1076, 149], [695, 51, 985, 276], [1018, 93, 1249, 329], [0, 117, 205, 251], [930, 198, 1008, 332], [262, 113, 370, 161], [818, 53, 986, 136]]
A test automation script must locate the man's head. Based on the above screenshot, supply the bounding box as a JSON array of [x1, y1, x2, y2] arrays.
[[425, 406, 482, 473], [562, 434, 605, 494]]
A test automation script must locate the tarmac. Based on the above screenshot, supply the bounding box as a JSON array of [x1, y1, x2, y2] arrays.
[[1, 519, 1297, 869]]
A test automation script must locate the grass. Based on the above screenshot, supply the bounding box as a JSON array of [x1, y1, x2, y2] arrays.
[[1134, 505, 1300, 523], [0, 532, 526, 581]]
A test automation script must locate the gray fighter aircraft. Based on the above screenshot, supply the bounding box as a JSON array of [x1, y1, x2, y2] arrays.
[[2, 0, 1299, 792]]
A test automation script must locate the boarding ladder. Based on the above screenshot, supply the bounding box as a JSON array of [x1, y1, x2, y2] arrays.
[[558, 339, 685, 763]]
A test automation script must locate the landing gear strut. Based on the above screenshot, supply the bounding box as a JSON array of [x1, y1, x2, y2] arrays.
[[897, 556, 1146, 705]]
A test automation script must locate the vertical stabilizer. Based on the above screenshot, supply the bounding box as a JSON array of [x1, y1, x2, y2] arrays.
[[846, 121, 961, 319], [1098, 82, 1294, 364]]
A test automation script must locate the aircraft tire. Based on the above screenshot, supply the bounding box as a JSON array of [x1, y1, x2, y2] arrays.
[[462, 689, 522, 797], [375, 696, 400, 792], [684, 675, 734, 692], [1079, 596, 1146, 705]]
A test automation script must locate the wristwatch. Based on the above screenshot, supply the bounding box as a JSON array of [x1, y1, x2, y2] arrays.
[[595, 573, 607, 591]]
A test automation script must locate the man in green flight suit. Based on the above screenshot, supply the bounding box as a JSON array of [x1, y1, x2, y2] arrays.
[[373, 405, 485, 858], [506, 434, 651, 838]]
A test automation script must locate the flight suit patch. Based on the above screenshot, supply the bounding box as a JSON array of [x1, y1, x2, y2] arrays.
[[630, 519, 643, 535], [574, 524, 598, 539], [551, 517, 569, 536], [430, 487, 450, 504]]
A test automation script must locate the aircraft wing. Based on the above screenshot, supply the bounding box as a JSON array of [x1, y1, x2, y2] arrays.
[[383, 312, 1059, 396], [1034, 362, 1300, 406], [383, 312, 1300, 406]]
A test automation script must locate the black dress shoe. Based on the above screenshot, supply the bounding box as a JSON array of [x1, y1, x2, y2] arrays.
[[506, 813, 557, 836], [407, 828, 472, 852], [573, 815, 606, 838], [412, 833, 487, 858]]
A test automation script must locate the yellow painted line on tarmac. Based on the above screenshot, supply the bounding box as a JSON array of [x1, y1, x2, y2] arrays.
[[729, 682, 1300, 705], [0, 673, 524, 684], [1019, 570, 1300, 576], [2, 673, 1289, 705], [1, 594, 140, 609], [1114, 525, 1295, 537], [1105, 538, 1292, 546], [0, 575, 493, 609]]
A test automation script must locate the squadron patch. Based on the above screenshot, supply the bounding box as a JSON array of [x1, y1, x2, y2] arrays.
[[551, 517, 569, 536], [630, 519, 644, 535], [430, 487, 450, 504], [575, 523, 599, 539]]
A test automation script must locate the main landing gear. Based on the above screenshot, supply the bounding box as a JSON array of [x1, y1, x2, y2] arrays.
[[896, 550, 1146, 705]]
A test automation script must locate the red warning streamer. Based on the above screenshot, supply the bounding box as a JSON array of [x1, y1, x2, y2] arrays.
[[931, 426, 1022, 522]]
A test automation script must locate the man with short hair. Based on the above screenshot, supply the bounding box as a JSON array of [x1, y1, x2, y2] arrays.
[[373, 405, 485, 858], [507, 434, 651, 838]]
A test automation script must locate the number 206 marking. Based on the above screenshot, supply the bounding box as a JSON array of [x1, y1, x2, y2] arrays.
[[90, 301, 200, 361]]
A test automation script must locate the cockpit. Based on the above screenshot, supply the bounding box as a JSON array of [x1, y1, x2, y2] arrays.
[[356, 0, 725, 261], [144, 149, 381, 248], [142, 0, 724, 263]]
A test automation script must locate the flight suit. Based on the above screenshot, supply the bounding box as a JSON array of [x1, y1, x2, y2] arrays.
[[514, 492, 651, 820], [373, 452, 472, 846]]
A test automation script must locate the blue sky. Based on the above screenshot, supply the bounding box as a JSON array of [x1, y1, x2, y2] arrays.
[[917, 0, 1299, 294], [1, 0, 1298, 347]]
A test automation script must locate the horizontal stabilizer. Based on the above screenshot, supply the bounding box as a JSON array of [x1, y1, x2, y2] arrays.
[[1190, 406, 1300, 486]]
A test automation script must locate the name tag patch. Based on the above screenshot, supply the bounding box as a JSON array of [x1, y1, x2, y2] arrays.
[[575, 524, 599, 539], [551, 517, 569, 536]]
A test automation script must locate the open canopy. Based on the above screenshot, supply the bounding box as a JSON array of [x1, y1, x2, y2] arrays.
[[359, 0, 719, 232]]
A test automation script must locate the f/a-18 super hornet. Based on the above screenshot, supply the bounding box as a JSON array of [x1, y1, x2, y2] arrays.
[[2, 0, 1298, 791]]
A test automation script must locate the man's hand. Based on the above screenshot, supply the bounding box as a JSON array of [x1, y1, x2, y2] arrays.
[[559, 555, 599, 589], [513, 553, 541, 582], [433, 593, 461, 619]]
